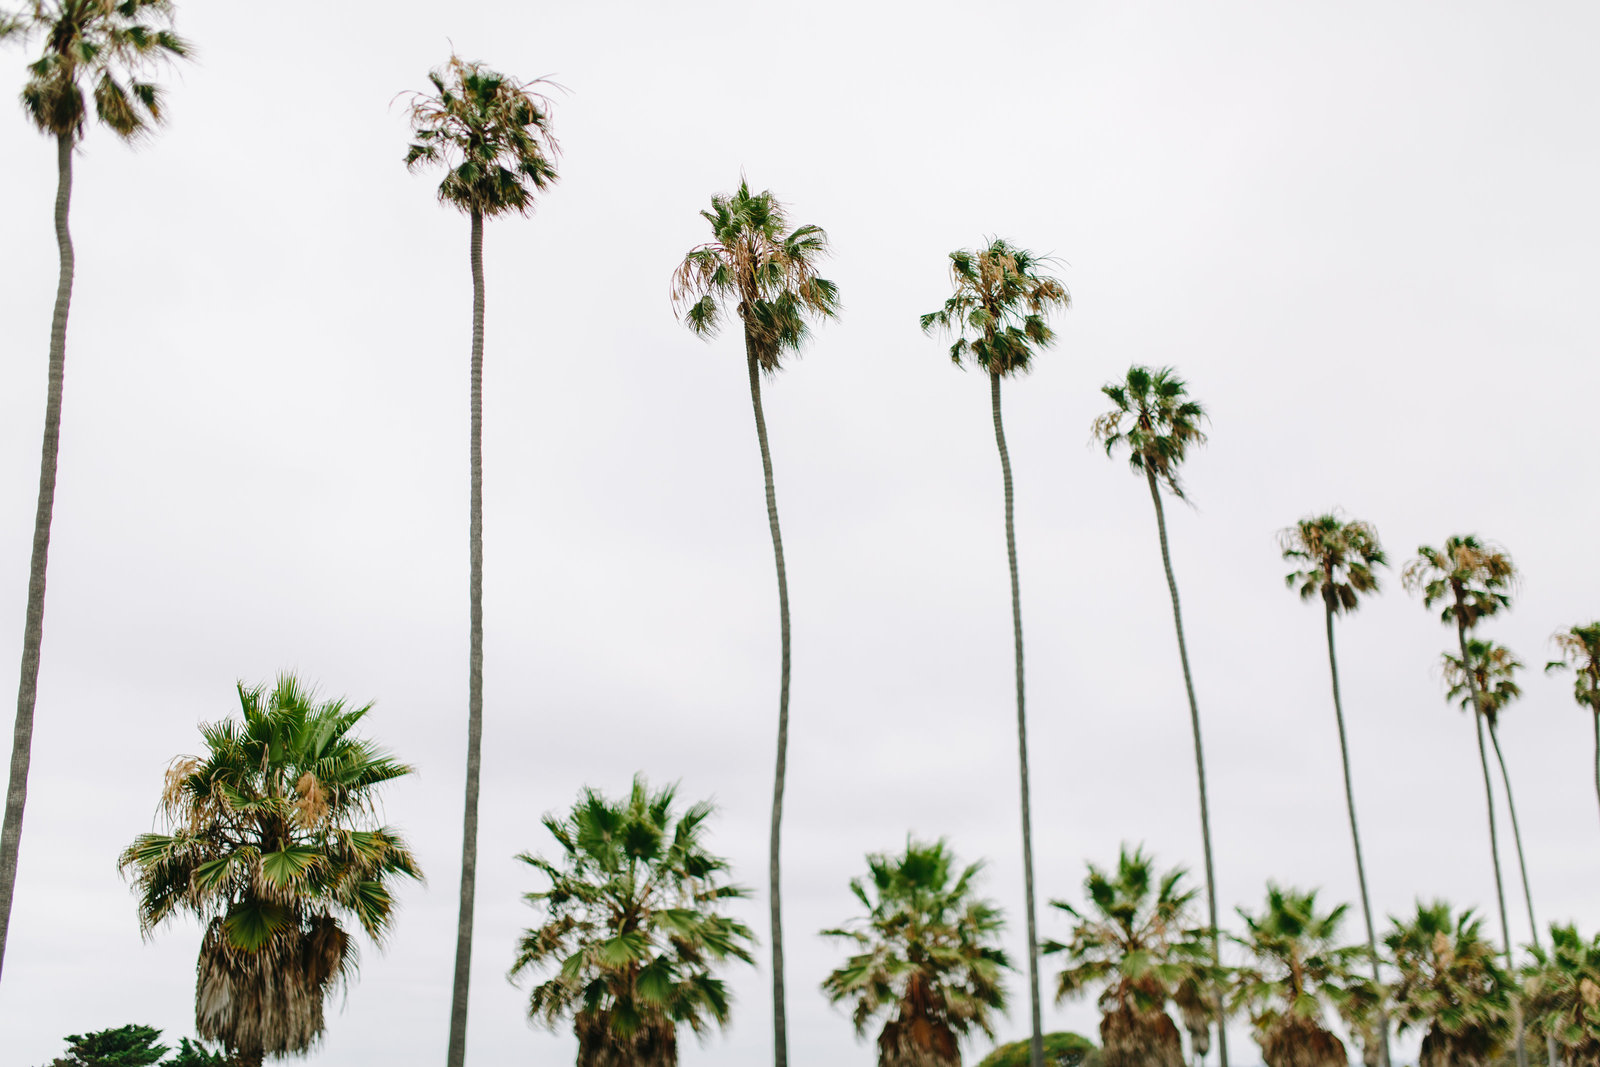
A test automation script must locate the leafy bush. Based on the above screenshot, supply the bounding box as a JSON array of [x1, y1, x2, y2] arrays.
[[975, 1031, 1101, 1067]]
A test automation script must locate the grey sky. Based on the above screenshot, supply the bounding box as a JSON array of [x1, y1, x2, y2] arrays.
[[2, 1, 1598, 1063]]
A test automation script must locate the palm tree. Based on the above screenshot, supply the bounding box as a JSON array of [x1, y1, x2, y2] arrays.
[[920, 238, 1069, 1067], [671, 180, 838, 1067], [1044, 846, 1211, 1067], [1230, 885, 1365, 1067], [1546, 622, 1600, 831], [0, 0, 187, 985], [1092, 365, 1228, 1067], [118, 675, 421, 1067], [402, 55, 559, 1067], [822, 838, 1010, 1067], [1279, 512, 1391, 1067], [1523, 923, 1600, 1064], [1402, 536, 1528, 1067], [510, 775, 754, 1067], [1385, 901, 1512, 1067]]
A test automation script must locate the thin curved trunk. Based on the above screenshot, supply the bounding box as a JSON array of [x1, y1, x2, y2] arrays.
[[989, 373, 1044, 1067], [746, 338, 792, 1067], [0, 133, 75, 984], [1593, 706, 1599, 834], [1322, 604, 1390, 1067], [446, 206, 486, 1067], [1144, 468, 1228, 1067]]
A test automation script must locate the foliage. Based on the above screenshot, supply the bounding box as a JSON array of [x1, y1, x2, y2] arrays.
[[1442, 639, 1524, 726], [1091, 366, 1207, 498], [1402, 536, 1516, 629], [1523, 923, 1600, 1063], [164, 1040, 230, 1066], [1547, 623, 1600, 713], [918, 238, 1068, 378], [1279, 512, 1387, 614], [118, 676, 420, 1062], [975, 1032, 1101, 1067], [1385, 901, 1512, 1067], [822, 838, 1010, 1067], [37, 1027, 230, 1067], [511, 775, 754, 1067], [403, 54, 559, 218]]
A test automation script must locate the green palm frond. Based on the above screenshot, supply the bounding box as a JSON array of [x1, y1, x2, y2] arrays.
[[1231, 884, 1364, 1040], [1441, 639, 1523, 726], [1093, 365, 1207, 498], [919, 237, 1069, 378], [1402, 535, 1516, 628], [1279, 512, 1387, 615]]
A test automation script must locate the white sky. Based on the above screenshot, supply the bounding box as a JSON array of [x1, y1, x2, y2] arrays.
[[2, 1, 1598, 1064]]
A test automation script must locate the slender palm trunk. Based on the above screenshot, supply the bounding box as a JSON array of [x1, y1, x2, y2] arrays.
[[1322, 604, 1390, 1067], [989, 373, 1044, 1067], [1144, 468, 1228, 1067], [745, 339, 792, 1067], [446, 207, 486, 1067], [0, 133, 75, 983], [1593, 706, 1599, 834]]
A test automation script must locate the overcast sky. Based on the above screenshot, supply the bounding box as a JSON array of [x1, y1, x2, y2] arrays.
[[2, 1, 1598, 1064]]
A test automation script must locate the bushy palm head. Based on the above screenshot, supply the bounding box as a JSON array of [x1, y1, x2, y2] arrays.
[[118, 676, 420, 1060], [1231, 886, 1362, 1067], [1385, 901, 1511, 1066], [1547, 623, 1600, 713], [1092, 366, 1208, 499], [1442, 640, 1523, 727], [3, 0, 186, 141], [1279, 513, 1386, 615], [918, 238, 1068, 378], [1402, 536, 1516, 629], [1523, 924, 1600, 1063], [671, 180, 839, 374], [403, 54, 559, 219], [512, 776, 754, 1067], [822, 839, 1009, 1067]]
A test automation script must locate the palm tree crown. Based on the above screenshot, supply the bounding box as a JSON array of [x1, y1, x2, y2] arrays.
[[1402, 536, 1516, 629], [822, 838, 1009, 1067], [918, 238, 1069, 376], [1442, 639, 1523, 727], [1280, 513, 1387, 614], [1385, 901, 1512, 1063], [1547, 623, 1600, 713], [1092, 366, 1208, 498]]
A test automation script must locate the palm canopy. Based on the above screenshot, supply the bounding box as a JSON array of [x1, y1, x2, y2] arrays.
[[511, 775, 754, 1065], [1091, 366, 1208, 499], [822, 838, 1009, 1065], [403, 54, 559, 218], [1547, 623, 1600, 712], [117, 675, 420, 1059], [1401, 536, 1516, 629], [1231, 886, 1365, 1042], [1385, 901, 1511, 1053], [918, 238, 1069, 378], [670, 180, 839, 373], [1279, 512, 1386, 614], [1442, 639, 1523, 727], [2, 0, 187, 140], [1523, 923, 1600, 1057]]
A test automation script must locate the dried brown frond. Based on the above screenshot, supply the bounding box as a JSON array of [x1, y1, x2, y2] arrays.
[[293, 772, 330, 830]]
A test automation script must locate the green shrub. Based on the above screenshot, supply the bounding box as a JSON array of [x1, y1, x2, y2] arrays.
[[975, 1031, 1101, 1067]]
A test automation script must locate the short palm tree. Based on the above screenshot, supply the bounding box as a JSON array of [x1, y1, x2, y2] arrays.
[[1044, 846, 1211, 1067], [822, 838, 1010, 1067], [402, 54, 559, 1067], [920, 237, 1069, 1067], [511, 775, 754, 1067], [1230, 886, 1363, 1067], [1279, 511, 1390, 1067], [1385, 901, 1512, 1067], [1093, 365, 1228, 1067], [1523, 923, 1600, 1064], [118, 676, 421, 1066], [1546, 622, 1600, 831], [0, 0, 187, 985], [671, 180, 838, 1067]]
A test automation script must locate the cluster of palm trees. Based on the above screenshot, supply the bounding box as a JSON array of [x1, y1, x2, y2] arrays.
[[2, 6, 1598, 1067]]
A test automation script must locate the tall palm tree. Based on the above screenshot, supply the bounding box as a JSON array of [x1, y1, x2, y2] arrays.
[[1546, 622, 1600, 831], [0, 0, 187, 985], [1385, 901, 1513, 1067], [1523, 923, 1600, 1064], [510, 775, 754, 1067], [1402, 536, 1529, 1067], [1093, 365, 1228, 1067], [1230, 885, 1365, 1067], [822, 838, 1010, 1067], [402, 55, 559, 1067], [920, 238, 1068, 1067], [1043, 845, 1211, 1067], [1279, 512, 1390, 1067], [118, 675, 422, 1067], [671, 180, 838, 1067]]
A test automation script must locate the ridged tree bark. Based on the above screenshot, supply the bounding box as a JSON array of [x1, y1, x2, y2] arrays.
[[1322, 598, 1390, 1067], [989, 373, 1044, 1067], [745, 336, 792, 1067], [1143, 467, 1229, 1067], [1593, 707, 1600, 832], [446, 206, 486, 1067], [0, 132, 75, 982]]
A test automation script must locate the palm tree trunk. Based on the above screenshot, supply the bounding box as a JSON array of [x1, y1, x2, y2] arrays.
[[446, 206, 486, 1067], [0, 133, 75, 984], [1593, 706, 1599, 835], [1144, 467, 1228, 1067], [988, 373, 1044, 1067], [1322, 603, 1390, 1067], [745, 339, 792, 1067]]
